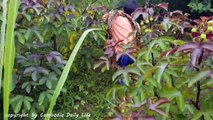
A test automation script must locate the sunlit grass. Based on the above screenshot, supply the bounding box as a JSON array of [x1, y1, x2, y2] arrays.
[[0, 0, 8, 93], [3, 0, 20, 120]]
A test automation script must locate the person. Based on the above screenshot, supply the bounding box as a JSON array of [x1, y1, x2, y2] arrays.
[[102, 10, 141, 85], [103, 10, 140, 68]]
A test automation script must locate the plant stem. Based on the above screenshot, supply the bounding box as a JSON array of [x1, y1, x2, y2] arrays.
[[195, 81, 205, 120], [0, 0, 8, 93], [151, 52, 155, 66], [51, 35, 57, 51], [195, 81, 201, 110]]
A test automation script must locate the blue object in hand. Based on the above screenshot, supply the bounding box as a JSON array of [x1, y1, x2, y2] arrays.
[[117, 54, 134, 67]]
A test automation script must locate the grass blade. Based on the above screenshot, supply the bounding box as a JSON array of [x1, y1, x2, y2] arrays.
[[0, 0, 8, 93], [3, 0, 20, 120], [45, 28, 102, 120]]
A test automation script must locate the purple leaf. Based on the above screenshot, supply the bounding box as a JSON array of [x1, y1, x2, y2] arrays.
[[160, 47, 178, 57], [147, 98, 169, 116], [94, 57, 110, 70], [153, 109, 167, 116], [144, 116, 155, 120], [209, 72, 213, 79], [177, 43, 198, 52], [55, 14, 61, 20], [54, 56, 62, 64], [24, 67, 36, 74], [202, 43, 213, 51], [155, 3, 168, 11], [190, 48, 202, 67], [170, 10, 183, 16], [46, 55, 53, 63], [147, 8, 154, 16], [28, 53, 42, 62], [37, 67, 49, 75], [180, 21, 192, 34], [46, 51, 64, 64], [132, 7, 149, 21]]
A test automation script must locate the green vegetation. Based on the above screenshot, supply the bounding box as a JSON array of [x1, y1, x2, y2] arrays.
[[0, 0, 213, 120]]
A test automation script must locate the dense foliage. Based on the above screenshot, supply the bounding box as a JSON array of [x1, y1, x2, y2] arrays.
[[0, 0, 213, 120], [95, 2, 213, 120], [1, 0, 111, 119]]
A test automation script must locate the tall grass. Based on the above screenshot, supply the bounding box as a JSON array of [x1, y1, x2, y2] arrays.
[[3, 0, 20, 120], [0, 0, 8, 93], [45, 28, 102, 120]]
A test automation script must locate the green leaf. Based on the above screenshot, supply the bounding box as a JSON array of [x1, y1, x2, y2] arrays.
[[38, 93, 45, 105], [3, 0, 20, 119], [156, 63, 168, 83], [46, 94, 52, 102], [188, 70, 211, 87], [126, 67, 141, 76], [138, 89, 145, 101], [118, 86, 126, 98], [10, 95, 22, 103], [39, 77, 47, 85], [177, 94, 184, 112], [0, 0, 8, 94], [174, 40, 186, 45], [24, 14, 31, 21], [17, 32, 25, 44], [192, 111, 203, 120], [123, 72, 130, 86], [147, 77, 157, 87], [160, 88, 184, 111], [26, 85, 32, 93], [158, 41, 167, 51], [162, 104, 171, 120], [32, 71, 38, 81], [129, 87, 138, 97], [45, 28, 102, 120], [170, 58, 189, 65], [46, 80, 52, 89], [133, 96, 141, 104], [34, 30, 44, 43], [166, 69, 178, 77], [35, 103, 45, 112], [22, 82, 29, 89], [163, 72, 172, 87], [25, 29, 32, 39], [25, 96, 33, 102], [106, 88, 113, 99], [30, 107, 37, 120], [49, 72, 57, 81], [23, 99, 31, 110], [14, 99, 23, 113], [112, 69, 124, 81], [204, 113, 212, 120], [145, 41, 157, 62], [144, 66, 159, 81], [184, 104, 195, 114], [136, 76, 143, 88]]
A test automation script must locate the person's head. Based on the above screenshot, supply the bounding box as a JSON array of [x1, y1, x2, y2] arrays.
[[123, 0, 140, 15]]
